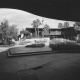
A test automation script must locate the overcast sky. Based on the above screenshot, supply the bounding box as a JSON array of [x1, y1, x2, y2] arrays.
[[0, 8, 75, 32]]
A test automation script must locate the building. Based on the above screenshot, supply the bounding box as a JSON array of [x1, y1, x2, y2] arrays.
[[19, 30, 32, 40], [49, 31, 61, 39], [49, 27, 78, 40], [26, 28, 43, 37], [61, 27, 77, 40], [25, 27, 80, 41]]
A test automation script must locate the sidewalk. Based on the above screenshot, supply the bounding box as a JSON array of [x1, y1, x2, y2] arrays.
[[0, 47, 9, 52], [0, 44, 26, 53], [0, 41, 21, 52]]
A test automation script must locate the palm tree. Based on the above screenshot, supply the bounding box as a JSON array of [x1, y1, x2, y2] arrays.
[[31, 19, 41, 37], [36, 19, 42, 37]]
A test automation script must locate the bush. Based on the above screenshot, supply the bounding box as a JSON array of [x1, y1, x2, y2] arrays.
[[25, 43, 45, 47], [49, 38, 80, 50]]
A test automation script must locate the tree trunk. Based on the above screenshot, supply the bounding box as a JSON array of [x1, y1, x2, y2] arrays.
[[4, 39, 7, 45], [38, 28, 39, 37], [35, 28, 37, 37]]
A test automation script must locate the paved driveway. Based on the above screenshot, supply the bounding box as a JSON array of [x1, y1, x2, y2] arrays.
[[1, 41, 80, 80], [0, 52, 80, 80], [0, 47, 9, 52]]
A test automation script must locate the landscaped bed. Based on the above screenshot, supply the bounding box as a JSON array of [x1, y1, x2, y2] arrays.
[[25, 43, 45, 48], [49, 38, 80, 50]]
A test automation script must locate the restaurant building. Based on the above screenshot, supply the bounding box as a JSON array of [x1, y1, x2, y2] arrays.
[[22, 27, 80, 41]]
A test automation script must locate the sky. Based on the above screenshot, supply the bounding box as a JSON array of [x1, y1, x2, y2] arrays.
[[0, 8, 75, 33]]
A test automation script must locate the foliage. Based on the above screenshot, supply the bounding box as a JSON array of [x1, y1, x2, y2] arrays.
[[58, 22, 69, 29], [42, 24, 50, 36], [31, 19, 42, 28], [0, 19, 18, 45], [74, 22, 80, 26], [9, 25, 18, 40], [43, 24, 50, 31], [58, 23, 64, 29], [49, 38, 79, 50], [64, 22, 69, 28], [25, 43, 45, 47], [31, 19, 42, 37], [73, 22, 80, 31]]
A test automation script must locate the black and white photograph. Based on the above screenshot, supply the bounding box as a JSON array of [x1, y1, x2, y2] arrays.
[[0, 0, 80, 80]]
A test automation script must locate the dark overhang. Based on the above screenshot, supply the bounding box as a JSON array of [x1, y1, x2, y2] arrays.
[[0, 0, 79, 22]]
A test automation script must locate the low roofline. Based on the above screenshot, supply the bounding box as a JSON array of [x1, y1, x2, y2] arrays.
[[26, 26, 74, 29]]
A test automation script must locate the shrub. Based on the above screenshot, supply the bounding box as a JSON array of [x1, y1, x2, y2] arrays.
[[25, 43, 45, 47], [49, 38, 80, 50]]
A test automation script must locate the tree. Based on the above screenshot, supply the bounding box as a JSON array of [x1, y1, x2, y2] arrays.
[[73, 22, 80, 30], [0, 19, 10, 44], [9, 25, 18, 40], [43, 24, 50, 32], [64, 22, 69, 28], [0, 19, 18, 45], [42, 24, 50, 37], [74, 22, 80, 26], [31, 19, 42, 37], [58, 23, 64, 29]]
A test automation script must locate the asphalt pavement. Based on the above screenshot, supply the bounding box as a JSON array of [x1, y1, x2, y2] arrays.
[[0, 51, 80, 80], [0, 41, 80, 80]]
